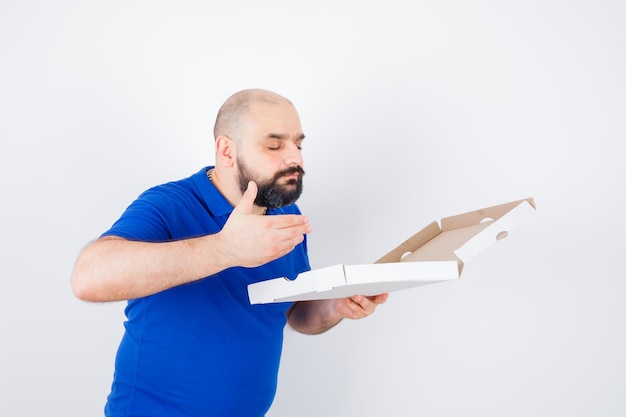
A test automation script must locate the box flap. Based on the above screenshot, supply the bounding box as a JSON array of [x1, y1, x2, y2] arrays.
[[375, 221, 442, 264], [379, 198, 536, 270], [452, 199, 535, 262]]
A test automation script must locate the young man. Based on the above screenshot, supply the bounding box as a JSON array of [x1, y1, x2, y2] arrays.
[[72, 88, 388, 417]]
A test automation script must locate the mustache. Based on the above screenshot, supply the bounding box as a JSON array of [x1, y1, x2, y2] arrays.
[[274, 166, 305, 179]]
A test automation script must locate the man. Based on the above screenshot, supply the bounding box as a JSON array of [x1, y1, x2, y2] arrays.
[[72, 88, 388, 417]]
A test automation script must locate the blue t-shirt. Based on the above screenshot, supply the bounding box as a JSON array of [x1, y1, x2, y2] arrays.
[[102, 167, 310, 417]]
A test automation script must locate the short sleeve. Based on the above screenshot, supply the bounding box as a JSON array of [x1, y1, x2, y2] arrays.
[[101, 187, 176, 242]]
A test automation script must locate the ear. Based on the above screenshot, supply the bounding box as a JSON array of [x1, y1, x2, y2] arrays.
[[215, 135, 236, 168]]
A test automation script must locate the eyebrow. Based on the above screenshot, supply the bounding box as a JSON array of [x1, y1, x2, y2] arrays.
[[265, 133, 306, 141]]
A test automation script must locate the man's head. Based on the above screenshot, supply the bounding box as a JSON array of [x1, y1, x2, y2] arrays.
[[212, 89, 305, 210]]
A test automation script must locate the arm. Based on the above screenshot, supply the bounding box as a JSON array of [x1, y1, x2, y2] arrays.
[[72, 234, 228, 302], [286, 293, 389, 335], [72, 181, 312, 302]]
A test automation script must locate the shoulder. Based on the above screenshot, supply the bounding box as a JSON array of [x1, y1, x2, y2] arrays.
[[102, 169, 209, 240], [138, 168, 207, 206]]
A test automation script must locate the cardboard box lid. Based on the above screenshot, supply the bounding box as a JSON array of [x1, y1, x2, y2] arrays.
[[248, 198, 536, 304]]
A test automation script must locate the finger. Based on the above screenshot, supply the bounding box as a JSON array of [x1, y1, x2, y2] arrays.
[[350, 294, 387, 314], [370, 293, 389, 305], [271, 214, 311, 230], [232, 181, 257, 216], [355, 293, 388, 305], [349, 295, 369, 313], [273, 233, 306, 258], [334, 296, 369, 320]]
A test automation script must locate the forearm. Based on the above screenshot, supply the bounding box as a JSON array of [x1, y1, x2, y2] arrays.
[[287, 294, 390, 335], [71, 235, 231, 302], [286, 299, 343, 335]]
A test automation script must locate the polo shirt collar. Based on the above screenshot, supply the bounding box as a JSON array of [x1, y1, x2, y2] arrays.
[[193, 166, 234, 217]]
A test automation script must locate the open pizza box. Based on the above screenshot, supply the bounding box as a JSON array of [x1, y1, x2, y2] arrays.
[[248, 197, 536, 304]]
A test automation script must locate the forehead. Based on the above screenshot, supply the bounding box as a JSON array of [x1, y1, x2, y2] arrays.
[[242, 100, 303, 139]]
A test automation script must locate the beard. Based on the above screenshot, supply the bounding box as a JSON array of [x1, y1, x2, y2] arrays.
[[236, 158, 305, 209]]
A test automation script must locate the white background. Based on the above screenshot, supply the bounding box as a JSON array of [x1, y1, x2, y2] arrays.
[[1, 1, 625, 416]]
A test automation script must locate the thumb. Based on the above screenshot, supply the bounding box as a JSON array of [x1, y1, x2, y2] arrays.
[[233, 181, 257, 215]]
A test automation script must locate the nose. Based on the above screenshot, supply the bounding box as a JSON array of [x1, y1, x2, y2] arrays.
[[284, 141, 303, 168]]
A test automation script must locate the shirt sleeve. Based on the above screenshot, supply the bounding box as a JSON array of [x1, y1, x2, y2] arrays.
[[101, 186, 175, 242]]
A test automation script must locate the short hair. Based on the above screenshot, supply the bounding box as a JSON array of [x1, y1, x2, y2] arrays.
[[213, 89, 292, 141]]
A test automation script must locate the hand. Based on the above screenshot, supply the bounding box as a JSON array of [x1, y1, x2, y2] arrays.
[[333, 293, 389, 320], [217, 181, 312, 268]]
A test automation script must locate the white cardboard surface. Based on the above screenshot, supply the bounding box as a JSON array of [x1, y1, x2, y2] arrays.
[[454, 200, 536, 262], [248, 198, 535, 304], [248, 261, 460, 304]]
